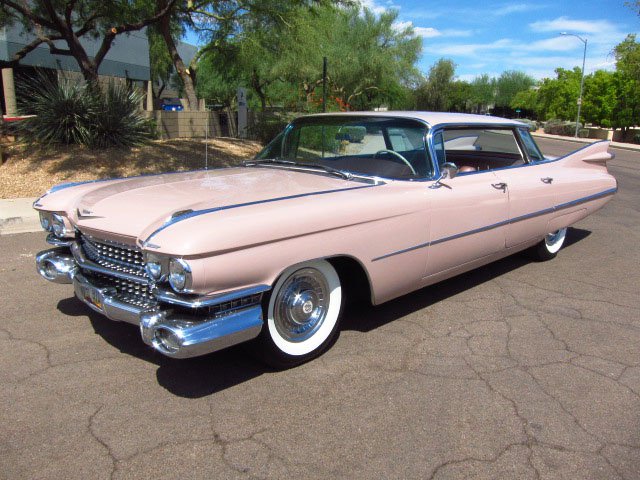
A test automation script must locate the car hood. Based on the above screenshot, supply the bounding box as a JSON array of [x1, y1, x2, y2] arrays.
[[38, 167, 376, 244]]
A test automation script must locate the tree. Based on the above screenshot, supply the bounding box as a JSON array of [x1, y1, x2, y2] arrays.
[[470, 74, 495, 114], [510, 88, 538, 117], [0, 0, 177, 82], [415, 59, 456, 111], [197, 5, 421, 113], [582, 70, 616, 128], [535, 67, 582, 121], [148, 24, 181, 101], [494, 70, 535, 108], [448, 80, 472, 112]]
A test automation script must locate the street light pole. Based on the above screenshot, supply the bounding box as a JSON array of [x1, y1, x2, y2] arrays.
[[560, 32, 588, 137]]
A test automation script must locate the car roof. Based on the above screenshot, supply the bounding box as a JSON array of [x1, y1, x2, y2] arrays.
[[302, 111, 527, 129]]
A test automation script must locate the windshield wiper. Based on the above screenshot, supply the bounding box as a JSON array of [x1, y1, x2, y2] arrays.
[[244, 158, 353, 180]]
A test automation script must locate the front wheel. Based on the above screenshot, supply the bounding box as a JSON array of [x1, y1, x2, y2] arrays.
[[532, 227, 567, 261], [254, 260, 343, 368]]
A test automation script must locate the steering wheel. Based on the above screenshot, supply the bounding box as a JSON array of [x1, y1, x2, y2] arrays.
[[373, 150, 417, 176]]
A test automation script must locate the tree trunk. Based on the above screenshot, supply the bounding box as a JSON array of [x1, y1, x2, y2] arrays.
[[158, 15, 198, 110]]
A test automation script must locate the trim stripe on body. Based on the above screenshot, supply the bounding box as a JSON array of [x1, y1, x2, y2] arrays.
[[371, 186, 617, 262], [143, 184, 379, 246]]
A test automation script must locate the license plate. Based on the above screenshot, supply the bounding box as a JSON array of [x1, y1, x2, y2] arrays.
[[81, 284, 104, 311]]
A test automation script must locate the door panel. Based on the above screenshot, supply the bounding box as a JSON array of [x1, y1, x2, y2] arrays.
[[425, 171, 508, 277], [496, 163, 558, 248]]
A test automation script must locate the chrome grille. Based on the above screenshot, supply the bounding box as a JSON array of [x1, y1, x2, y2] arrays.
[[81, 236, 145, 277], [91, 273, 156, 308], [80, 235, 154, 308]]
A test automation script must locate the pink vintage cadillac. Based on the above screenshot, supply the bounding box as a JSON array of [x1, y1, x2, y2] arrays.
[[34, 112, 616, 367]]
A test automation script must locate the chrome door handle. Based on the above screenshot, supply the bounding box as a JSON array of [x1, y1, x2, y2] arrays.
[[541, 177, 553, 184], [491, 182, 507, 192]]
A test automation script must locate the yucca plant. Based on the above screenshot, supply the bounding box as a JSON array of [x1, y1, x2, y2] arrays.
[[18, 74, 154, 148], [18, 74, 95, 145]]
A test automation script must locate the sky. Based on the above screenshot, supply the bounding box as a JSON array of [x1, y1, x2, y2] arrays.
[[362, 0, 639, 80], [184, 1, 639, 82]]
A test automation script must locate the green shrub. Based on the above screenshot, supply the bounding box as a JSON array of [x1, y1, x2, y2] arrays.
[[18, 75, 153, 148], [634, 133, 640, 145], [89, 82, 154, 148], [578, 128, 590, 138], [339, 126, 366, 142], [18, 75, 94, 145], [544, 119, 582, 136]]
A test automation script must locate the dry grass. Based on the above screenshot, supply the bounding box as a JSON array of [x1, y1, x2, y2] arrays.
[[0, 138, 263, 199]]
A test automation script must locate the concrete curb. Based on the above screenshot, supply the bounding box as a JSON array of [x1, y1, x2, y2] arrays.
[[0, 197, 40, 235]]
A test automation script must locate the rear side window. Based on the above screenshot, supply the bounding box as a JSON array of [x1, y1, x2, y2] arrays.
[[438, 128, 525, 173]]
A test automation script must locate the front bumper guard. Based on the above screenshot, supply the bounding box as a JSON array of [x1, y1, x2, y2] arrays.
[[37, 247, 265, 359]]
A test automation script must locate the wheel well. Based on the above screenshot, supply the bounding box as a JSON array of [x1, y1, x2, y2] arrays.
[[327, 256, 372, 306]]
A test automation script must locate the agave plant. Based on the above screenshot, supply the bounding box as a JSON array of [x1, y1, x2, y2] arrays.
[[18, 74, 154, 148], [18, 74, 95, 146]]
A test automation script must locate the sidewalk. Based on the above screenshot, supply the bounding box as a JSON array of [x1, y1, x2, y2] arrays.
[[532, 131, 640, 152], [0, 197, 40, 235]]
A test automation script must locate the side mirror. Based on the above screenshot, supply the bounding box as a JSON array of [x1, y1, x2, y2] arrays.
[[441, 162, 459, 180], [429, 162, 458, 189]]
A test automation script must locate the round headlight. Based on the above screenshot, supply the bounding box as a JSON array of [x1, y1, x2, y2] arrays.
[[51, 214, 66, 238], [169, 258, 191, 292], [39, 212, 52, 232]]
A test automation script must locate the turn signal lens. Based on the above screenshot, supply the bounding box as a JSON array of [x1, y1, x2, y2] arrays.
[[39, 212, 52, 231], [51, 214, 66, 238]]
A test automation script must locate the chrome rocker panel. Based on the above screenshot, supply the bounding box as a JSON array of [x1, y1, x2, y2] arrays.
[[36, 247, 265, 359]]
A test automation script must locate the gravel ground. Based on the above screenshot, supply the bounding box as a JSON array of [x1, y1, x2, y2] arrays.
[[0, 138, 262, 198]]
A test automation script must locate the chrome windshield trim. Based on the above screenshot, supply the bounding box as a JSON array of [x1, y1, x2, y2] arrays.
[[371, 186, 617, 262], [155, 285, 270, 309], [144, 184, 381, 245], [71, 242, 150, 284]]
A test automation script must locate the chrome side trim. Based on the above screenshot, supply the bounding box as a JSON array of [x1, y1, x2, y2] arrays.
[[155, 285, 270, 309], [71, 242, 149, 284], [144, 184, 380, 245], [372, 186, 618, 262]]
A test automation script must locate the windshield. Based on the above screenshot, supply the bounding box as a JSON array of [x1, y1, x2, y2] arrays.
[[255, 116, 433, 179]]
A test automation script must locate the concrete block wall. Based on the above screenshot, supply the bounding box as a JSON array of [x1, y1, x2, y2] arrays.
[[145, 111, 230, 139]]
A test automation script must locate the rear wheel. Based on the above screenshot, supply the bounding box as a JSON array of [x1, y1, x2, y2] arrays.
[[254, 260, 343, 368], [533, 227, 567, 261]]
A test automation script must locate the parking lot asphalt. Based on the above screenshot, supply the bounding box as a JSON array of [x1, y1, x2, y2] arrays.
[[1, 137, 639, 479]]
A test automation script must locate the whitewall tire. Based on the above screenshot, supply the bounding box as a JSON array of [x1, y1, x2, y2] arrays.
[[534, 227, 567, 261], [255, 260, 343, 368]]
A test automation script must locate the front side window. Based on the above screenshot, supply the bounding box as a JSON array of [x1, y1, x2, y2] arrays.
[[438, 128, 525, 173], [518, 128, 545, 161], [256, 116, 433, 179]]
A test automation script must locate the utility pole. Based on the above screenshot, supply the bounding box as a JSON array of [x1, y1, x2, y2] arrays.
[[560, 32, 588, 137]]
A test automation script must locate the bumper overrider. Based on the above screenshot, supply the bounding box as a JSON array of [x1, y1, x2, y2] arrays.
[[35, 242, 268, 359]]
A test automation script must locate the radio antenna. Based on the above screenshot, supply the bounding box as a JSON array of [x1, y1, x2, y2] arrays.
[[205, 111, 208, 170]]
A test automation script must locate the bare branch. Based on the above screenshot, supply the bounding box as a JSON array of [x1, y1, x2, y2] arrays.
[[0, 0, 57, 30], [0, 35, 62, 67]]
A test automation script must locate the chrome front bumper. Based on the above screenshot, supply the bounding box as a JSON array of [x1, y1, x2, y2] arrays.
[[37, 247, 265, 359]]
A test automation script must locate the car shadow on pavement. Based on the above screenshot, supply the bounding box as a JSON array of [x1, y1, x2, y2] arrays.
[[56, 227, 590, 399], [341, 227, 591, 333]]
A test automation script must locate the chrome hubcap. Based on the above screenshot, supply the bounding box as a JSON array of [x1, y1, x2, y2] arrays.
[[545, 228, 565, 246], [273, 268, 329, 342]]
